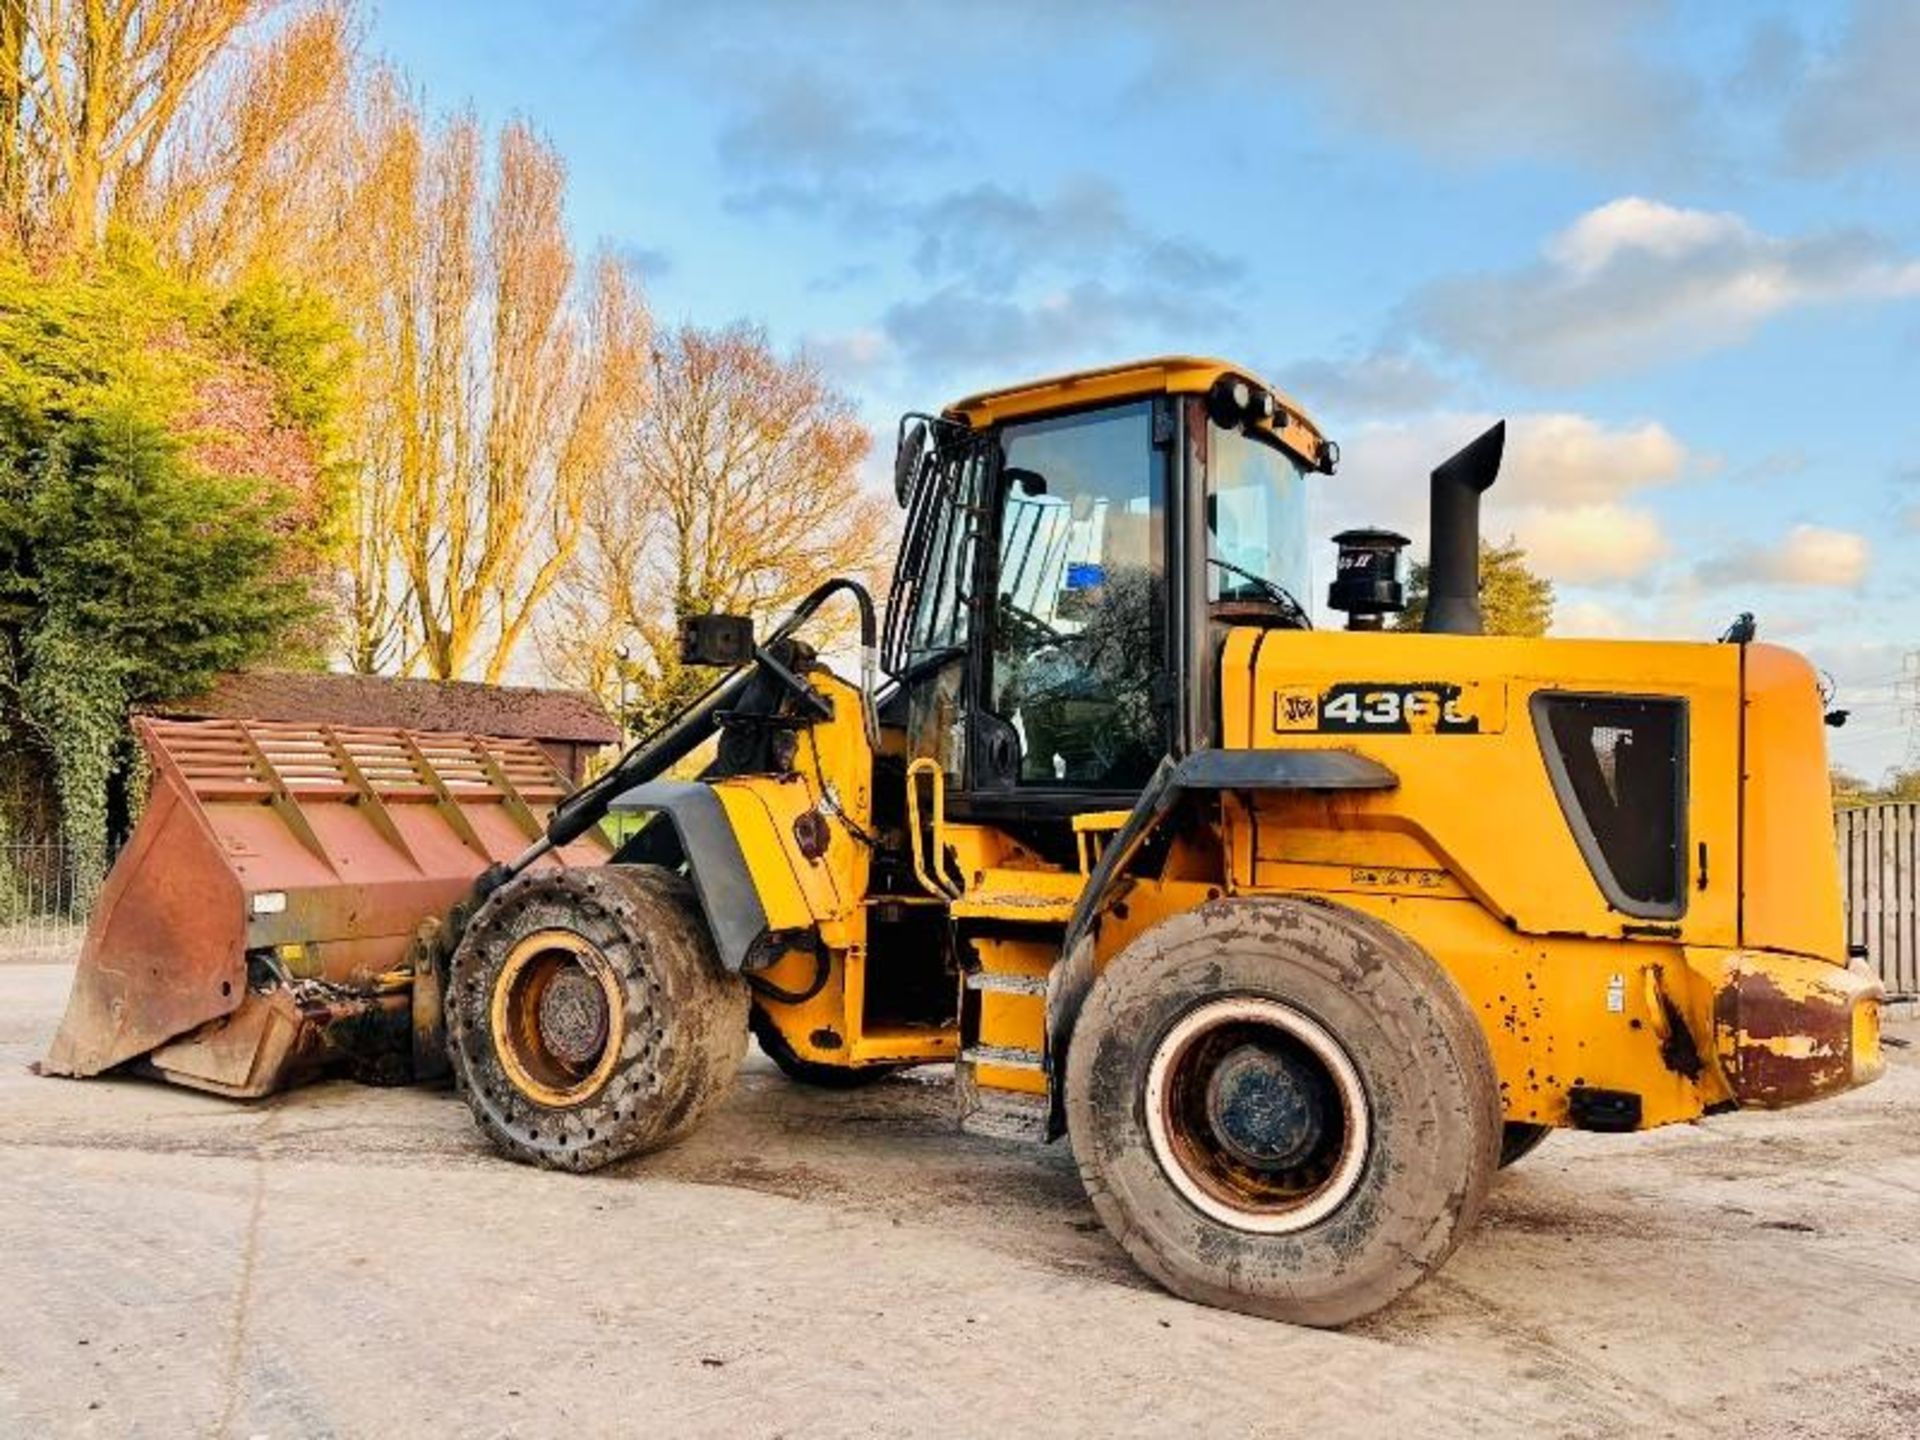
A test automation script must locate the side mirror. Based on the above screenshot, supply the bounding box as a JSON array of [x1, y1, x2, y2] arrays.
[[894, 419, 928, 506]]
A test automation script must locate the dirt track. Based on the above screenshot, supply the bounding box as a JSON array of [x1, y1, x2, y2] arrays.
[[2, 958, 1917, 1438]]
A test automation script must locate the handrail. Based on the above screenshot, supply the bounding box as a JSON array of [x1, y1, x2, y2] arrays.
[[905, 758, 962, 900]]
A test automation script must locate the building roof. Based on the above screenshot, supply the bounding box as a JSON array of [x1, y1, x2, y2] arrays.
[[151, 671, 620, 745]]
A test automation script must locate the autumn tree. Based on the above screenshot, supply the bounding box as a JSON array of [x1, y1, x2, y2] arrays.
[[543, 324, 890, 734], [1395, 537, 1554, 637], [135, 2, 356, 282], [0, 3, 358, 870], [1831, 767, 1877, 810], [1883, 767, 1920, 802], [0, 0, 351, 259], [347, 102, 650, 681]]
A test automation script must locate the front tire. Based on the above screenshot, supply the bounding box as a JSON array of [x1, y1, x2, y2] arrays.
[[446, 865, 748, 1172], [1065, 897, 1501, 1328]]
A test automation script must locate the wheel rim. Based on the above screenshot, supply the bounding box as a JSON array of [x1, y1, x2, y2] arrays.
[[490, 930, 625, 1107], [1143, 996, 1370, 1234]]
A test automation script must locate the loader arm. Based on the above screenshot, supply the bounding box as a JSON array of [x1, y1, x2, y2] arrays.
[[529, 578, 879, 861]]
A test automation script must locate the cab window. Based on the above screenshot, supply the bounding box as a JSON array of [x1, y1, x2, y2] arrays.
[[1206, 422, 1312, 611], [987, 402, 1166, 789], [893, 436, 989, 783]]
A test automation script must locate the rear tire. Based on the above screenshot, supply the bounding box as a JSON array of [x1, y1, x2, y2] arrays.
[[749, 1004, 901, 1088], [446, 865, 747, 1172], [1065, 897, 1501, 1328]]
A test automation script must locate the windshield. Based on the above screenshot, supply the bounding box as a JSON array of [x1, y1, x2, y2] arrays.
[[1206, 423, 1312, 612]]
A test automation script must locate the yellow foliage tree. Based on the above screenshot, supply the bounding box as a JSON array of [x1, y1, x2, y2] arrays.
[[1394, 537, 1554, 638], [0, 0, 350, 259], [544, 324, 890, 733], [0, 1, 872, 711], [136, 3, 355, 281], [345, 98, 650, 682]]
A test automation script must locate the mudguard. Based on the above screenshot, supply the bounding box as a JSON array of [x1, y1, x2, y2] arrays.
[[609, 781, 771, 972], [1043, 747, 1398, 1137]]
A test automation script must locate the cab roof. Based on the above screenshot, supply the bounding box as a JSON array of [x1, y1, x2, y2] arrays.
[[943, 355, 1334, 473]]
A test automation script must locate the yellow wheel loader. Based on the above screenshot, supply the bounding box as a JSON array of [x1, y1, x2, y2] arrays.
[[46, 356, 1884, 1326]]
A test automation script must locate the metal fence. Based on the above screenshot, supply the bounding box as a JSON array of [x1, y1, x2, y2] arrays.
[[0, 843, 94, 959], [1838, 802, 1919, 1001]]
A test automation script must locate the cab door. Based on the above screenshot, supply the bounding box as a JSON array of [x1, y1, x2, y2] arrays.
[[965, 399, 1174, 814]]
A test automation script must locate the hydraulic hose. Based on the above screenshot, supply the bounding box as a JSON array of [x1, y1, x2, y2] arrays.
[[509, 577, 882, 877], [744, 943, 834, 1005]]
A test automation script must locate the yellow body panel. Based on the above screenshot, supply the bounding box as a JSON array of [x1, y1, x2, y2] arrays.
[[1741, 644, 1847, 961], [713, 779, 845, 931], [1222, 626, 1743, 947], [738, 628, 1876, 1123], [968, 937, 1052, 1096], [745, 627, 1874, 1128], [714, 671, 963, 1071]]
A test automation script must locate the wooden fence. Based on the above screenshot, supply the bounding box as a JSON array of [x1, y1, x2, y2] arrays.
[[1838, 802, 1918, 1000]]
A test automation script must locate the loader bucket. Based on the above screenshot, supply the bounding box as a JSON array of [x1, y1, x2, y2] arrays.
[[41, 718, 609, 1097]]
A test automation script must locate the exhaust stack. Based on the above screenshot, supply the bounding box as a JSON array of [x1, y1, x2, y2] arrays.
[[1422, 421, 1505, 636]]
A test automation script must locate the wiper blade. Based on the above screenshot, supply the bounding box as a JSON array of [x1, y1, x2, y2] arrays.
[[1207, 556, 1312, 629]]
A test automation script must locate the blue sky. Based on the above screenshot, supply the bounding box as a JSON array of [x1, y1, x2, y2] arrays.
[[366, 0, 1920, 778]]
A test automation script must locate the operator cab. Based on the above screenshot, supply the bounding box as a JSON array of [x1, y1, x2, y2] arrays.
[[883, 357, 1335, 825]]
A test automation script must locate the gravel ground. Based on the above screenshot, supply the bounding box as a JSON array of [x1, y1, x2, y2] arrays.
[[2, 957, 1916, 1439]]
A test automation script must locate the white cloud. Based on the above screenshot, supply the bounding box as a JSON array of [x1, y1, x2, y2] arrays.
[[906, 180, 1233, 290], [1323, 412, 1682, 520], [1510, 503, 1669, 584], [717, 71, 945, 184], [881, 279, 1229, 372], [653, 1, 1700, 173], [805, 327, 892, 381], [1503, 411, 1687, 503], [1276, 349, 1454, 420], [1128, 0, 1699, 172], [1410, 197, 1920, 384], [1698, 524, 1871, 590], [746, 171, 1241, 378], [1317, 411, 1686, 587], [1544, 197, 1745, 275], [1554, 599, 1631, 638]]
